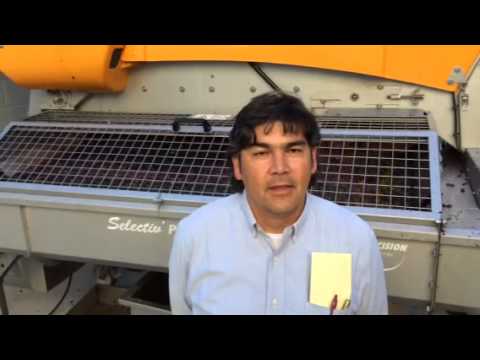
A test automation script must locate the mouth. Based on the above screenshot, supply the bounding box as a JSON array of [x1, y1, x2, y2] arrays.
[[268, 184, 295, 195]]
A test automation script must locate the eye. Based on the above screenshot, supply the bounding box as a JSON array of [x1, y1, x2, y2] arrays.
[[288, 147, 303, 154], [253, 151, 268, 157]]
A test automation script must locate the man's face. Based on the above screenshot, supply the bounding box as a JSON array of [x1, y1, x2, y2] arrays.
[[232, 121, 317, 221]]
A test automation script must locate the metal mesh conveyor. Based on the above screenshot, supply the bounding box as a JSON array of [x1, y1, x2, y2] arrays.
[[0, 119, 441, 223], [314, 134, 432, 211], [0, 124, 232, 197]]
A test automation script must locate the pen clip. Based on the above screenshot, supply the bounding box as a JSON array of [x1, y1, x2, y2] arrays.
[[341, 299, 351, 310], [329, 294, 338, 315]]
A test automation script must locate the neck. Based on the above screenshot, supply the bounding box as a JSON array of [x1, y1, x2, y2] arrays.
[[246, 193, 306, 234]]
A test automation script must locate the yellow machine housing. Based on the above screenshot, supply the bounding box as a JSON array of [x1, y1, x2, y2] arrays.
[[0, 45, 479, 92]]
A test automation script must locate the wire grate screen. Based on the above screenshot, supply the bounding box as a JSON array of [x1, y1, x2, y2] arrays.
[[0, 123, 431, 211], [313, 135, 431, 211], [0, 125, 232, 196]]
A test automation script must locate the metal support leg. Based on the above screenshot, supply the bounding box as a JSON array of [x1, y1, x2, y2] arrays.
[[0, 255, 23, 315]]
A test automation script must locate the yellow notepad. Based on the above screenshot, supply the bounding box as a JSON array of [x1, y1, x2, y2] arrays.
[[309, 252, 352, 309]]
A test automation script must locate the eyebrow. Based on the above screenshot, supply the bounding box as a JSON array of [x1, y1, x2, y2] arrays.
[[250, 140, 308, 149]]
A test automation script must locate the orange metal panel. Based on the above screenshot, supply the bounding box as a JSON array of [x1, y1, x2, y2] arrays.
[[123, 45, 480, 91], [123, 45, 386, 77], [384, 45, 480, 91], [0, 45, 129, 92]]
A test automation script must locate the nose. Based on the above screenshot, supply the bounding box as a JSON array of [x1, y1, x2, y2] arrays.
[[270, 150, 289, 175]]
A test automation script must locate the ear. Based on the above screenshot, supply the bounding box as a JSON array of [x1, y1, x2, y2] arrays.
[[232, 155, 243, 181], [310, 146, 318, 175]]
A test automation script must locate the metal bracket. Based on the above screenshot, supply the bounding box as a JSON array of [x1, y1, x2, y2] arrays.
[[312, 98, 341, 109], [448, 66, 468, 86], [448, 66, 470, 109], [310, 98, 341, 113], [41, 91, 92, 111], [450, 67, 469, 149], [387, 88, 425, 106], [459, 91, 469, 110]]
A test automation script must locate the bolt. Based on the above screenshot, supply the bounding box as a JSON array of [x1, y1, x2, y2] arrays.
[[250, 86, 256, 93], [209, 86, 215, 93], [210, 74, 215, 79], [179, 86, 185, 93], [351, 93, 359, 101]]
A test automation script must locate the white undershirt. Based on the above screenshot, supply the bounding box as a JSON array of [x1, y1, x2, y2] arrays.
[[265, 232, 283, 251]]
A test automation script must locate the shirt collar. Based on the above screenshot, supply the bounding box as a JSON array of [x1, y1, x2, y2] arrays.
[[240, 190, 258, 237], [239, 190, 312, 241], [290, 193, 311, 242]]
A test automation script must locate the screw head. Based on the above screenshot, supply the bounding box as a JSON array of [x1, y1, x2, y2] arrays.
[[250, 86, 257, 93], [377, 84, 384, 90], [293, 86, 300, 93], [351, 93, 359, 101], [179, 86, 185, 93], [209, 86, 215, 93]]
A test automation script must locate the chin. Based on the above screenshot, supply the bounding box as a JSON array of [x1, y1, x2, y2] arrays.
[[267, 203, 299, 216]]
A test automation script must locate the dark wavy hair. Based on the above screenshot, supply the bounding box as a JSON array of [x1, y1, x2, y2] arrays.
[[228, 91, 320, 193]]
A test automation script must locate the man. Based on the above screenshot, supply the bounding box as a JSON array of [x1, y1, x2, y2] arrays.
[[169, 91, 388, 315]]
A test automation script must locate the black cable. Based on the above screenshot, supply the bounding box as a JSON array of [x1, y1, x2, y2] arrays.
[[48, 273, 73, 315], [248, 62, 281, 91], [0, 255, 23, 315], [73, 93, 94, 111]]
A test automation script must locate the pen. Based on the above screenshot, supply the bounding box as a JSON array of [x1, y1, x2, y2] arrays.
[[329, 294, 338, 315]]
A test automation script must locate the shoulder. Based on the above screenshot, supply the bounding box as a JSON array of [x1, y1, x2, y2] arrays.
[[308, 194, 370, 228], [308, 194, 376, 244], [177, 193, 241, 232]]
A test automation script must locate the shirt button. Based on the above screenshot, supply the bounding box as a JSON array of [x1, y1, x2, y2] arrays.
[[272, 298, 278, 306]]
